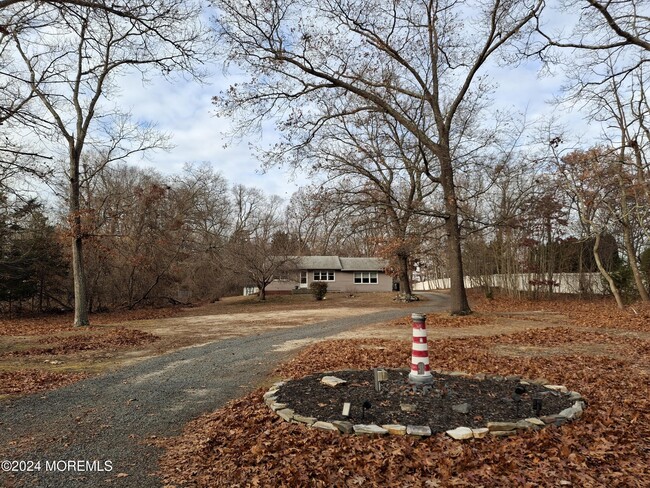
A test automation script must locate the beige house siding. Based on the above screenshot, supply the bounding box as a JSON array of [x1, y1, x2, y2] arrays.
[[266, 268, 393, 293], [325, 270, 392, 293]]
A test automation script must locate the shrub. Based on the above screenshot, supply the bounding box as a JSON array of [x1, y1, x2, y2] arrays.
[[309, 282, 328, 300]]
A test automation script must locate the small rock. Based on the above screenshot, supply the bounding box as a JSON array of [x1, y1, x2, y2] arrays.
[[331, 421, 354, 434], [264, 396, 277, 406], [568, 391, 583, 401], [524, 417, 545, 426], [321, 376, 347, 387], [353, 424, 388, 435], [293, 414, 317, 425], [540, 415, 567, 426], [474, 373, 486, 380], [544, 384, 568, 393], [448, 371, 470, 377], [400, 403, 417, 412], [276, 408, 294, 421], [272, 381, 286, 388], [515, 420, 536, 430], [519, 381, 530, 385], [382, 424, 407, 435], [446, 427, 474, 440], [270, 402, 288, 411], [472, 428, 489, 439], [407, 425, 432, 437], [490, 430, 517, 437], [263, 390, 278, 400], [505, 375, 521, 381], [311, 421, 338, 432], [558, 405, 582, 420], [531, 378, 550, 385], [487, 422, 519, 432], [452, 403, 470, 414]]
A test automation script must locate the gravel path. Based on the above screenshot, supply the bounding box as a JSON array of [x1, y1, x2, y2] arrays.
[[0, 294, 448, 488]]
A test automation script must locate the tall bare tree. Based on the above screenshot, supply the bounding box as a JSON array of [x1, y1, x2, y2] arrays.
[[292, 111, 439, 295], [3, 1, 209, 325], [212, 0, 544, 314]]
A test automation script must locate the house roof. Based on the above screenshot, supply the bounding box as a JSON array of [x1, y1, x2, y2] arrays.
[[293, 256, 387, 271], [339, 257, 388, 271]]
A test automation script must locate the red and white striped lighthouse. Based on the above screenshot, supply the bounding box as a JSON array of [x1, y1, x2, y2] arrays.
[[409, 313, 433, 384]]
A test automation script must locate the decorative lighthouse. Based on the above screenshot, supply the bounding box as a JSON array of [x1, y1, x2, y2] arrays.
[[409, 313, 433, 384]]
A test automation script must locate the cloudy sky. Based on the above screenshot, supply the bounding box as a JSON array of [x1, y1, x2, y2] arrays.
[[115, 68, 308, 199], [111, 3, 585, 201], [116, 62, 564, 199]]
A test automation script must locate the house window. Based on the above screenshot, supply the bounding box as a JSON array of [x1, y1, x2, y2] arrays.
[[313, 271, 335, 281], [354, 272, 378, 284], [300, 271, 307, 284], [276, 271, 290, 281]]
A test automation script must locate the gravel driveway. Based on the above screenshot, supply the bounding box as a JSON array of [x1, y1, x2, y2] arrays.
[[0, 294, 447, 487]]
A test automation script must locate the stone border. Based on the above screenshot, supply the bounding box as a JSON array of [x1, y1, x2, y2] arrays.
[[263, 371, 586, 440]]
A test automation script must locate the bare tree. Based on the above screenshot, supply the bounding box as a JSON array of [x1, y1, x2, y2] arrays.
[[3, 2, 208, 325], [292, 111, 439, 295], [212, 0, 544, 314], [556, 147, 626, 308], [227, 186, 293, 300], [538, 1, 650, 53], [550, 44, 650, 301]]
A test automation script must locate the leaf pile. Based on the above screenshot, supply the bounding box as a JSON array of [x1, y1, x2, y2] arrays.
[[0, 316, 77, 336], [0, 370, 90, 395], [0, 307, 184, 336], [6, 328, 159, 356], [470, 293, 650, 332], [160, 304, 650, 487]]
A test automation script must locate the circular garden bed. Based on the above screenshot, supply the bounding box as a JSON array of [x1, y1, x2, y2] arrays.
[[264, 369, 586, 439]]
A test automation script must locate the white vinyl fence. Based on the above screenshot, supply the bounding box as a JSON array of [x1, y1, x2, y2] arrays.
[[413, 273, 607, 294]]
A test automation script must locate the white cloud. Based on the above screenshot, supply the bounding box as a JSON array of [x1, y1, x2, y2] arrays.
[[114, 69, 308, 199]]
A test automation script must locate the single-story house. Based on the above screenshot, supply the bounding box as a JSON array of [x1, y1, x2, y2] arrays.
[[266, 256, 393, 294]]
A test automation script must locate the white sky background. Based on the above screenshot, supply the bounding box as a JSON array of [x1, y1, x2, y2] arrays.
[[112, 2, 596, 200]]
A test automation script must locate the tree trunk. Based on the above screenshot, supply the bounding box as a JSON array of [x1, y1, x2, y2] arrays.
[[622, 224, 650, 301], [70, 153, 90, 326], [546, 220, 555, 296], [621, 209, 650, 302], [397, 252, 412, 296], [439, 152, 471, 315], [258, 283, 267, 301], [593, 232, 624, 309]]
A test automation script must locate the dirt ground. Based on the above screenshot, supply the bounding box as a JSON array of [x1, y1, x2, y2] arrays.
[[0, 293, 415, 397], [2, 291, 649, 398]]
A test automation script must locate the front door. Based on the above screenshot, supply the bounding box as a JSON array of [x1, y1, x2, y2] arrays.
[[299, 271, 308, 288]]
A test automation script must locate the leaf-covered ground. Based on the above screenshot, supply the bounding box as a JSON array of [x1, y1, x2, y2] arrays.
[[0, 307, 185, 336], [159, 296, 650, 487], [0, 370, 91, 396], [6, 328, 159, 356], [0, 328, 159, 396]]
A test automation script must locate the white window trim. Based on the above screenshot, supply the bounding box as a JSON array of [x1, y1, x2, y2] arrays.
[[354, 271, 379, 284], [313, 270, 335, 282]]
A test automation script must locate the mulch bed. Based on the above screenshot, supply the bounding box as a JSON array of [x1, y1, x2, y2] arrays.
[[274, 369, 575, 431]]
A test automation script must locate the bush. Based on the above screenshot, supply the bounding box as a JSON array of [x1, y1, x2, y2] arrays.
[[309, 282, 328, 300]]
